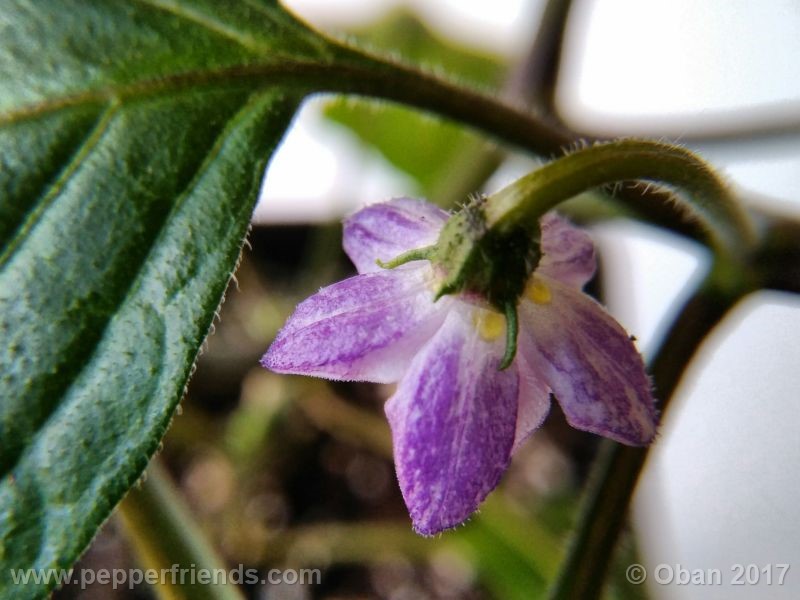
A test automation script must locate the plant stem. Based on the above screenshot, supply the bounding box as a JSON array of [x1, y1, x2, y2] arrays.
[[547, 273, 750, 600], [508, 0, 575, 114], [754, 216, 800, 295], [117, 459, 245, 600], [318, 46, 709, 243]]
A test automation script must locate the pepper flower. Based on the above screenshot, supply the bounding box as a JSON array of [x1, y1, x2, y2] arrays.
[[262, 198, 657, 535]]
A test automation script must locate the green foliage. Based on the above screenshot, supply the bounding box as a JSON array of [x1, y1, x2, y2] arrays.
[[0, 1, 336, 597]]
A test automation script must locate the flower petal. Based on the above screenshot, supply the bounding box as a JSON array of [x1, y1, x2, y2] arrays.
[[385, 309, 518, 535], [343, 198, 449, 273], [262, 265, 448, 383], [512, 349, 552, 453], [537, 212, 596, 288], [519, 277, 657, 445]]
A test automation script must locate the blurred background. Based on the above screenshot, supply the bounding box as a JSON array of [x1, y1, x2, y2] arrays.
[[58, 0, 800, 598]]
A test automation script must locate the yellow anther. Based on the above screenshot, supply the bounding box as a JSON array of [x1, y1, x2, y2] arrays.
[[525, 277, 551, 304], [473, 310, 505, 341]]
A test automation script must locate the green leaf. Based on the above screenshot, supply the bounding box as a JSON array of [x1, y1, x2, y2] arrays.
[[322, 9, 506, 200], [0, 1, 339, 597]]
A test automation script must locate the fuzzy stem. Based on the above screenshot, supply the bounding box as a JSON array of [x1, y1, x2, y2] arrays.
[[483, 140, 755, 259]]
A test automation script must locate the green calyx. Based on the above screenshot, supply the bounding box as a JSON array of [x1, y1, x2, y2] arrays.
[[376, 196, 540, 371], [430, 196, 541, 309], [431, 196, 541, 370]]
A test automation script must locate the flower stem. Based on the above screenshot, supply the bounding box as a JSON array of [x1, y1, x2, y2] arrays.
[[483, 140, 755, 260], [117, 459, 245, 600], [547, 271, 751, 600]]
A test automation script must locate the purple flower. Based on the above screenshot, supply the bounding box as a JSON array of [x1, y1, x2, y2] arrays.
[[262, 198, 657, 535]]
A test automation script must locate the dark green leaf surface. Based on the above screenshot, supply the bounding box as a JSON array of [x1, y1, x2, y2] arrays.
[[0, 1, 336, 597]]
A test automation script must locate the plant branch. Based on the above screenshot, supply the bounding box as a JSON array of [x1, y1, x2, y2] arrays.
[[753, 216, 800, 295], [505, 0, 575, 114], [319, 46, 715, 243]]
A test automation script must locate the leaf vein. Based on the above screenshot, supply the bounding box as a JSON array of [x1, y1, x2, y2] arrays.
[[0, 61, 321, 126], [132, 0, 268, 54], [0, 102, 118, 268]]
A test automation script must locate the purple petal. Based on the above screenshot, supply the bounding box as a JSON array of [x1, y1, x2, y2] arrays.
[[512, 349, 552, 453], [519, 277, 657, 445], [385, 309, 518, 535], [537, 212, 596, 288], [343, 198, 449, 273], [262, 266, 448, 383]]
